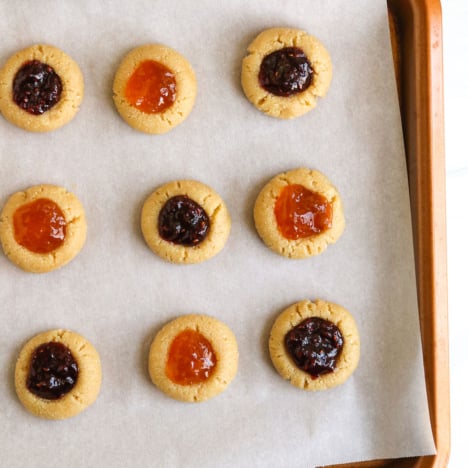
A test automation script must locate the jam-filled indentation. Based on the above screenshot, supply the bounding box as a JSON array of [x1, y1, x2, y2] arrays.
[[125, 60, 176, 114], [26, 341, 79, 400], [274, 184, 332, 240], [165, 329, 217, 385], [285, 317, 343, 379], [158, 195, 210, 246], [13, 198, 67, 254], [13, 60, 63, 115], [259, 47, 313, 97]]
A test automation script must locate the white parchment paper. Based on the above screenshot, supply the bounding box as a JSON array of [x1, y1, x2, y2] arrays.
[[0, 1, 436, 466]]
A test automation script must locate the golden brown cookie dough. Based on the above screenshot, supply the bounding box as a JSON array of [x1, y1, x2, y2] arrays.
[[141, 180, 231, 264], [0, 184, 87, 273], [254, 168, 345, 259], [113, 44, 197, 134], [269, 299, 360, 391], [0, 44, 84, 132], [15, 329, 102, 420], [241, 27, 332, 119], [148, 314, 239, 402]]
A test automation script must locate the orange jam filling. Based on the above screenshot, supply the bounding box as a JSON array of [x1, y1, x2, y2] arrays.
[[274, 184, 333, 240], [13, 198, 67, 254], [125, 60, 176, 114], [165, 329, 217, 385]]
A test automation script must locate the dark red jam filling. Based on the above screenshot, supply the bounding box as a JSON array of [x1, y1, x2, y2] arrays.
[[158, 195, 210, 246], [259, 46, 313, 97], [285, 317, 343, 379], [13, 60, 62, 115], [26, 342, 79, 400]]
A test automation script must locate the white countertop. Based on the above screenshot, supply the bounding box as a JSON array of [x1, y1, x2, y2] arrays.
[[441, 0, 467, 466]]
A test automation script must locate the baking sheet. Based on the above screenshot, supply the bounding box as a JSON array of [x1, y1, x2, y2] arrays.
[[0, 0, 436, 466]]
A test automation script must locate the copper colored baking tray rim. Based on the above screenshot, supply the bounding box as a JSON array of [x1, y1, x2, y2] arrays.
[[324, 0, 449, 467]]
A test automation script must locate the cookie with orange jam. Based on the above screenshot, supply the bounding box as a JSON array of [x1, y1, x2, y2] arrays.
[[269, 299, 360, 391], [0, 44, 84, 132], [113, 44, 197, 134], [148, 314, 238, 402], [254, 168, 345, 259], [0, 184, 87, 273]]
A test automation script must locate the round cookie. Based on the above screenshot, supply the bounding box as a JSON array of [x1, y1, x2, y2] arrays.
[[254, 167, 345, 259], [141, 180, 231, 264], [148, 314, 239, 402], [269, 299, 360, 391], [113, 44, 197, 134], [241, 27, 332, 119], [0, 44, 83, 132], [15, 329, 102, 420], [0, 184, 87, 273]]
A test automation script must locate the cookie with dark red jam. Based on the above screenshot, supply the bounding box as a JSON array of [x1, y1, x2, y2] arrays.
[[254, 168, 345, 259], [113, 44, 197, 134], [269, 299, 360, 391], [148, 314, 238, 402], [0, 44, 83, 132], [241, 28, 332, 119], [141, 180, 231, 264], [0, 184, 87, 273], [15, 329, 102, 419]]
